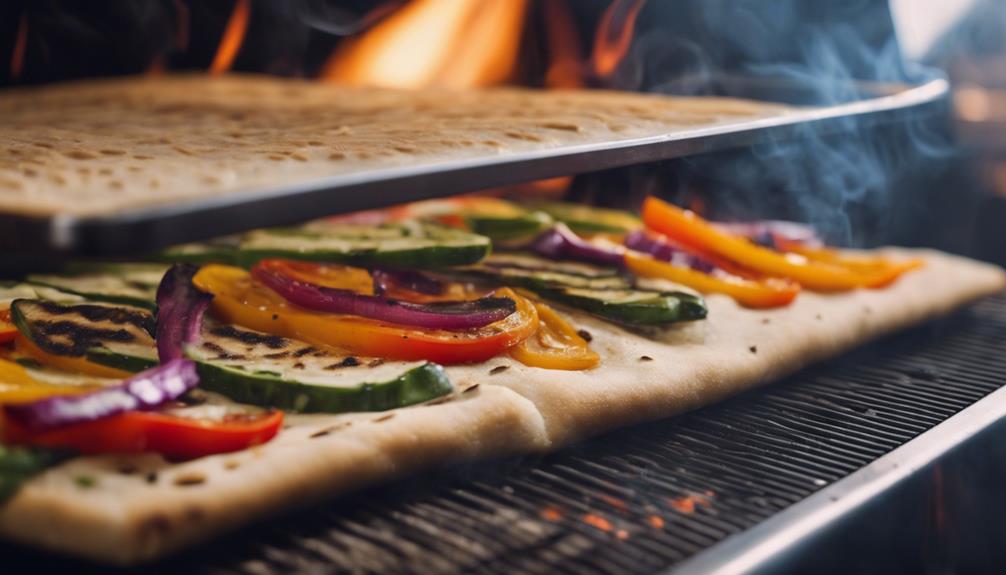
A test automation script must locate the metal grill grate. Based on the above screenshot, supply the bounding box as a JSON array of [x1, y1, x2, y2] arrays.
[[7, 293, 1006, 574]]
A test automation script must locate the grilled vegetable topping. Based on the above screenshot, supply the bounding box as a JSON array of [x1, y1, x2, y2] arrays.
[[237, 222, 490, 268], [193, 265, 538, 364], [0, 444, 70, 503], [155, 264, 212, 363], [529, 224, 625, 267], [641, 197, 921, 291], [462, 254, 707, 325], [3, 359, 198, 432], [527, 202, 642, 234], [3, 407, 283, 460], [26, 263, 169, 310], [0, 358, 103, 404], [10, 299, 158, 374], [467, 211, 554, 244], [252, 260, 515, 330], [188, 321, 452, 413], [510, 298, 599, 370]]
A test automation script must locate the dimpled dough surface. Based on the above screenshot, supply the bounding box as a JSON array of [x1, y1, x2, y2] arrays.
[[0, 74, 789, 217], [0, 248, 1003, 564]]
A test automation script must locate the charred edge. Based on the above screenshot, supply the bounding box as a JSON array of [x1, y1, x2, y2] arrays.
[[293, 346, 317, 358]]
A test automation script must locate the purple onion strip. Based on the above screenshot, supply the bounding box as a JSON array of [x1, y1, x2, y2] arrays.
[[528, 224, 625, 267], [4, 359, 199, 432], [253, 267, 515, 330], [623, 231, 718, 274], [156, 264, 213, 363]]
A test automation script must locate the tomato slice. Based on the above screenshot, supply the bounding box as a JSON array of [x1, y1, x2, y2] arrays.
[[642, 197, 921, 291], [0, 309, 16, 345], [510, 296, 599, 370], [193, 265, 538, 365], [3, 409, 283, 460], [624, 251, 800, 309]]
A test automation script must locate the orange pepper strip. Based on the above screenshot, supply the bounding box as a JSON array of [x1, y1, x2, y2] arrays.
[[14, 336, 133, 379], [193, 265, 538, 365], [510, 296, 599, 370], [624, 251, 800, 309], [641, 197, 920, 292]]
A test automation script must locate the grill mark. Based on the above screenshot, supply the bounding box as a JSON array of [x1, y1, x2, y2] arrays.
[[324, 357, 360, 370], [32, 320, 145, 356], [209, 324, 286, 349], [293, 347, 317, 358], [34, 300, 155, 335]]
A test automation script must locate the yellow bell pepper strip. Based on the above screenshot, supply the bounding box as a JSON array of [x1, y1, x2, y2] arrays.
[[0, 358, 95, 405], [193, 265, 538, 365], [624, 251, 800, 309], [14, 336, 133, 379], [510, 296, 600, 370], [641, 197, 921, 291]]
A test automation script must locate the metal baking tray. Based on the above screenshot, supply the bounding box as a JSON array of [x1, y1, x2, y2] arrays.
[[0, 76, 948, 258]]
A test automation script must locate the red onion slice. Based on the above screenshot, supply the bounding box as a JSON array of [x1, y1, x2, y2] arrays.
[[3, 359, 199, 432], [623, 231, 718, 274], [156, 264, 212, 363], [252, 266, 515, 330], [529, 224, 625, 267], [371, 268, 446, 296], [713, 221, 822, 249]]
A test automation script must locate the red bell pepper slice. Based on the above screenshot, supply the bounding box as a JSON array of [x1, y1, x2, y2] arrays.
[[3, 409, 284, 460]]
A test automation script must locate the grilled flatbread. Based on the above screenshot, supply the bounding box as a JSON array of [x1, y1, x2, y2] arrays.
[[0, 74, 788, 217], [0, 248, 1002, 564]]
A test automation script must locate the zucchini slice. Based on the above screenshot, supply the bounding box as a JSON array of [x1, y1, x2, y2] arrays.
[[1, 282, 85, 307], [526, 202, 643, 234], [466, 211, 553, 244], [186, 321, 453, 413], [237, 222, 490, 268], [9, 299, 158, 373], [152, 238, 241, 265], [26, 263, 169, 310], [461, 253, 707, 325]]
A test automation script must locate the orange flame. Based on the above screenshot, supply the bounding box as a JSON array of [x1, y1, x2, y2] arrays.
[[593, 0, 646, 78], [543, 0, 584, 89], [323, 0, 528, 89], [10, 12, 27, 80], [210, 0, 250, 75]]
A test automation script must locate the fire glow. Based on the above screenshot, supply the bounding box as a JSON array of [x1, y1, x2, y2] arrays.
[[10, 11, 28, 80], [323, 0, 529, 89], [210, 0, 251, 75]]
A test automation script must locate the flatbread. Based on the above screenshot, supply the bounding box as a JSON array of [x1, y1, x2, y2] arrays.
[[0, 74, 789, 217], [0, 248, 1002, 564]]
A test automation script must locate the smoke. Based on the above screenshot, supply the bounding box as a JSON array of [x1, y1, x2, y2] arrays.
[[614, 0, 954, 247]]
